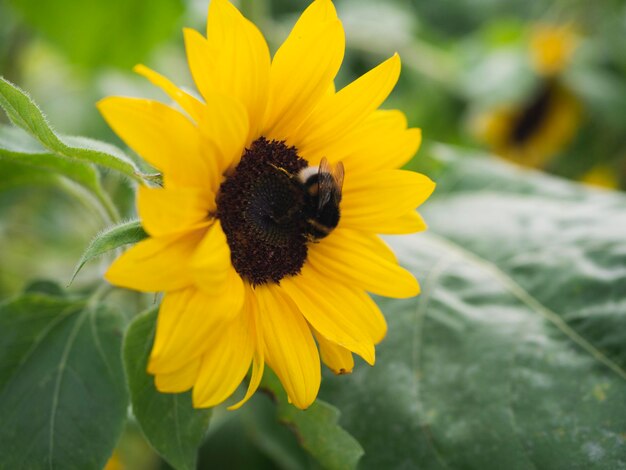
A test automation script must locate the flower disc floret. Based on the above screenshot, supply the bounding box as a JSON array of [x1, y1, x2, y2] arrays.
[[217, 137, 309, 285]]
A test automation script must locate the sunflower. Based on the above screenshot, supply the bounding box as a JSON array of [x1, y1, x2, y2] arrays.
[[98, 0, 434, 410], [472, 79, 581, 168], [471, 23, 581, 168]]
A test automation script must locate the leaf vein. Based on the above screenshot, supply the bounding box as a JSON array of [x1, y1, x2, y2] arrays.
[[47, 310, 89, 469], [426, 232, 626, 381], [412, 255, 457, 469]]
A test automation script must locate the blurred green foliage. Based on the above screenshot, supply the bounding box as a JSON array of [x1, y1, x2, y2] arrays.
[[7, 0, 184, 69], [2, 0, 625, 182]]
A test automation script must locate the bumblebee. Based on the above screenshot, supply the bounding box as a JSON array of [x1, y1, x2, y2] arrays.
[[298, 157, 345, 240], [267, 157, 344, 241]]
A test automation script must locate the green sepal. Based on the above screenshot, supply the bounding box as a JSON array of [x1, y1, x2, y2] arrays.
[[70, 219, 148, 284]]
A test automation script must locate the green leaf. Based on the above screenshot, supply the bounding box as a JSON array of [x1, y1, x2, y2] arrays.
[[0, 155, 119, 223], [0, 125, 101, 191], [0, 125, 120, 221], [242, 395, 313, 470], [0, 77, 142, 182], [8, 0, 183, 69], [0, 159, 61, 190], [71, 220, 148, 284], [0, 294, 128, 469], [196, 406, 298, 470], [124, 308, 212, 470], [23, 279, 66, 297], [261, 371, 364, 470], [321, 146, 626, 469]]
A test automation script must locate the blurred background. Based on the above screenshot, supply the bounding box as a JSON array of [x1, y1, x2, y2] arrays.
[[2, 0, 625, 180], [1, 0, 626, 467]]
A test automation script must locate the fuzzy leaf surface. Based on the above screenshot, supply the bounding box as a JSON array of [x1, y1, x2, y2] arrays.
[[0, 77, 141, 182], [71, 219, 148, 283]]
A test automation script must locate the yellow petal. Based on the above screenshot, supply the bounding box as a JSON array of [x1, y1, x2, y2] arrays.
[[376, 211, 428, 234], [194, 93, 249, 170], [291, 0, 339, 31], [280, 266, 376, 364], [137, 185, 214, 237], [350, 287, 388, 344], [293, 54, 401, 155], [256, 285, 321, 410], [133, 64, 205, 123], [183, 27, 213, 99], [263, 1, 344, 140], [154, 357, 201, 393], [313, 329, 354, 375], [228, 287, 265, 410], [192, 311, 255, 408], [227, 351, 263, 410], [341, 170, 435, 233], [189, 221, 243, 299], [342, 124, 421, 174], [149, 286, 244, 374], [97, 97, 215, 189], [135, 65, 249, 174], [105, 231, 204, 292], [299, 109, 421, 174], [308, 228, 419, 298], [205, 0, 270, 140]]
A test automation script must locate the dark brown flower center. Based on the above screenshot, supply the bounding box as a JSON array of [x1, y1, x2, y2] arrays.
[[216, 137, 310, 285]]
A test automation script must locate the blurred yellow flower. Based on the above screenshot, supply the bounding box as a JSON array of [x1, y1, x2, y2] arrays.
[[581, 165, 619, 190], [98, 0, 433, 409], [472, 22, 582, 168], [103, 452, 123, 470], [472, 80, 581, 168], [530, 24, 579, 76]]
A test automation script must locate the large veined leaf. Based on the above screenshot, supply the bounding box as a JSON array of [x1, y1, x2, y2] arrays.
[[0, 295, 128, 469], [321, 146, 626, 469]]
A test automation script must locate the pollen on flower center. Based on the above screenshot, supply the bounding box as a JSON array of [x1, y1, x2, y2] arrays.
[[216, 137, 310, 285]]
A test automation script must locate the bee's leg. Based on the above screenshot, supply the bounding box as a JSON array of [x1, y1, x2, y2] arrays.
[[266, 162, 294, 179]]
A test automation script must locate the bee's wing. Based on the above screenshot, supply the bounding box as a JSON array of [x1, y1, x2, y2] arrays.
[[332, 161, 344, 193], [316, 158, 332, 210], [319, 158, 345, 190], [319, 157, 331, 175], [317, 158, 344, 210]]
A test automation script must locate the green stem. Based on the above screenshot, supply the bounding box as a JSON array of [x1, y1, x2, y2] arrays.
[[58, 178, 114, 226], [87, 283, 114, 312], [93, 186, 121, 224]]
